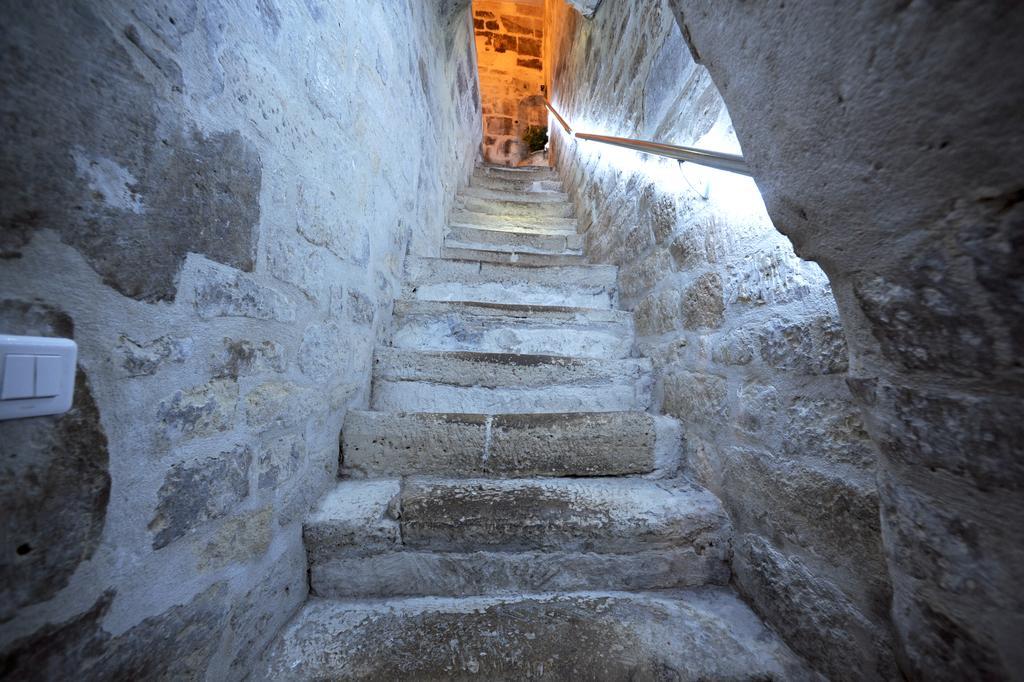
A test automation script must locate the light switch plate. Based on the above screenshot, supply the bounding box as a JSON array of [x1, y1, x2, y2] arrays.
[[0, 335, 77, 420]]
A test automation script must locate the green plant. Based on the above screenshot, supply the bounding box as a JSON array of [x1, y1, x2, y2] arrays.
[[521, 125, 548, 153]]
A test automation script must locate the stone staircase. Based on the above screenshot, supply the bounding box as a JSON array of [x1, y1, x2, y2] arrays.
[[256, 165, 815, 680]]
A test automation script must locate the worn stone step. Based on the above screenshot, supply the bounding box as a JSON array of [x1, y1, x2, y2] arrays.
[[451, 208, 579, 232], [461, 184, 570, 204], [446, 223, 582, 253], [457, 194, 576, 218], [398, 477, 723, 552], [311, 547, 727, 599], [442, 237, 581, 259], [303, 478, 730, 597], [257, 590, 811, 680], [256, 590, 815, 680], [370, 349, 652, 413], [389, 299, 633, 358], [440, 244, 586, 266], [403, 257, 617, 308], [342, 410, 679, 478], [470, 172, 564, 193], [475, 164, 557, 182]]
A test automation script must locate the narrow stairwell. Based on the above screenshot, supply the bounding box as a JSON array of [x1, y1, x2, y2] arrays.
[[256, 165, 815, 680]]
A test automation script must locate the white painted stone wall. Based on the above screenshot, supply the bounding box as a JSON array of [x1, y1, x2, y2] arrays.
[[545, 1, 897, 678], [0, 1, 480, 678]]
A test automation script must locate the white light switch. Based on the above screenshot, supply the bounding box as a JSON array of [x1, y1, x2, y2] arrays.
[[2, 355, 35, 400], [0, 335, 77, 420], [35, 355, 63, 397]]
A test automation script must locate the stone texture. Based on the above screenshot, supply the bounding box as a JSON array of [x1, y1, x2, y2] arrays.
[[190, 258, 295, 323], [546, 0, 898, 676], [735, 534, 899, 682], [213, 339, 286, 379], [398, 477, 726, 553], [391, 298, 633, 359], [710, 326, 756, 366], [371, 349, 653, 413], [0, 1, 260, 302], [0, 583, 228, 680], [303, 480, 402, 563], [724, 245, 821, 307], [343, 410, 668, 478], [0, 372, 110, 622], [197, 507, 273, 570], [783, 396, 877, 469], [0, 0, 482, 676], [758, 314, 848, 375], [155, 378, 239, 449], [256, 590, 814, 681], [403, 256, 618, 309], [681, 272, 724, 330], [310, 547, 728, 599], [244, 381, 317, 434], [719, 447, 889, 609], [257, 433, 305, 491], [342, 411, 486, 477], [666, 2, 1024, 673], [148, 446, 252, 549], [226, 545, 306, 678], [661, 370, 727, 427], [634, 287, 682, 336], [116, 334, 195, 377], [297, 321, 350, 377], [487, 412, 658, 476]]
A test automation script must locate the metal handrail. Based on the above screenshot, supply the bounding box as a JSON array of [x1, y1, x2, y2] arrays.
[[544, 99, 573, 135], [544, 99, 751, 177]]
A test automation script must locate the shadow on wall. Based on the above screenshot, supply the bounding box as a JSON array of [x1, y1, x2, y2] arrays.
[[545, 0, 899, 679]]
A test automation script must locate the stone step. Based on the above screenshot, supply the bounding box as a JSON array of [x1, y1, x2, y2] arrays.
[[370, 349, 652, 413], [457, 193, 576, 218], [460, 184, 570, 204], [256, 590, 815, 681], [341, 410, 680, 478], [451, 208, 579, 232], [446, 223, 582, 253], [469, 172, 564, 193], [440, 244, 587, 266], [398, 477, 721, 551], [389, 299, 633, 358], [403, 257, 617, 308], [303, 478, 730, 597], [475, 164, 557, 182]]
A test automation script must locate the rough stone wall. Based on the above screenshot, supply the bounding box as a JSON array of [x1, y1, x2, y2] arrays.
[[0, 1, 479, 679], [664, 3, 1024, 679], [545, 1, 898, 679], [474, 0, 547, 166]]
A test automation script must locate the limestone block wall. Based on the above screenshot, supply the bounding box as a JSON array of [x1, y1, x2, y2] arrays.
[[665, 2, 1024, 678], [474, 0, 548, 165], [545, 1, 898, 679], [0, 1, 479, 678]]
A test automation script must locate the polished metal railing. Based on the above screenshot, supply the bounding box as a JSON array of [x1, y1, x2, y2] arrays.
[[544, 99, 751, 177]]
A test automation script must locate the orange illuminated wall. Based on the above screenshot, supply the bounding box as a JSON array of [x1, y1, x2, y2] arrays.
[[472, 1, 548, 166]]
